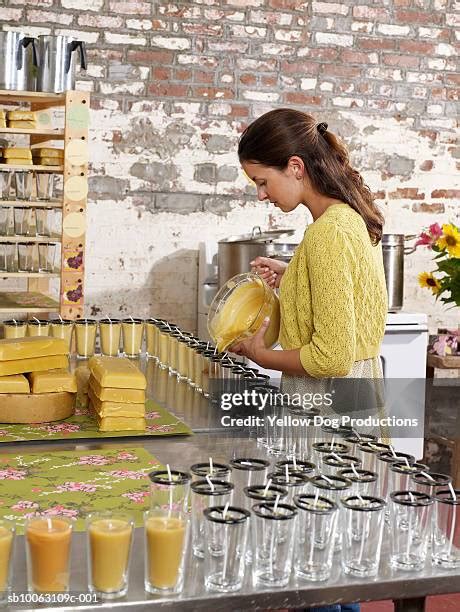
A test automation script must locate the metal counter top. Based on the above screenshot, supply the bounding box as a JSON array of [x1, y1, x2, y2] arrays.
[[3, 434, 460, 612], [2, 362, 459, 611]]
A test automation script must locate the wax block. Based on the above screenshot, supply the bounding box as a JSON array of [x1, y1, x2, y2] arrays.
[[0, 392, 74, 423], [4, 158, 33, 165], [88, 356, 146, 390], [96, 414, 146, 432], [3, 148, 32, 159], [32, 148, 64, 158], [7, 121, 36, 129], [0, 337, 67, 362], [0, 355, 69, 377], [0, 374, 30, 394], [0, 121, 6, 128], [29, 369, 77, 394], [89, 376, 145, 404], [32, 156, 62, 166], [88, 387, 145, 418], [6, 111, 36, 121]]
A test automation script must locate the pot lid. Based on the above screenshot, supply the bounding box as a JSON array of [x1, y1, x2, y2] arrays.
[[218, 225, 295, 244]]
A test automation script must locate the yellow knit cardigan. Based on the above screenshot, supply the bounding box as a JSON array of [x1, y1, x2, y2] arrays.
[[278, 203, 388, 378]]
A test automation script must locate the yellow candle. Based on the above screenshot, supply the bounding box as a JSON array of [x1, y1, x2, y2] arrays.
[[146, 516, 186, 589], [89, 518, 132, 593], [27, 320, 50, 337], [0, 525, 13, 591], [50, 320, 74, 352], [99, 319, 121, 357], [121, 319, 144, 357], [26, 518, 72, 592], [2, 321, 27, 339], [75, 320, 97, 358]]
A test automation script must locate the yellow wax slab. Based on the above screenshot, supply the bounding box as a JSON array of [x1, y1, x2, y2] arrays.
[[7, 110, 36, 121], [0, 111, 6, 118], [3, 147, 32, 159], [7, 120, 36, 128], [88, 356, 147, 390], [89, 376, 145, 404], [32, 156, 62, 166], [32, 148, 64, 158], [96, 414, 146, 432], [0, 121, 6, 128], [3, 159, 33, 165], [88, 387, 145, 418], [75, 364, 91, 394], [0, 374, 30, 394], [0, 337, 68, 362], [0, 355, 68, 377], [29, 369, 77, 394]]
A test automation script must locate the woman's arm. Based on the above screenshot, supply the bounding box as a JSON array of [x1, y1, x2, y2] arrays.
[[231, 318, 309, 376]]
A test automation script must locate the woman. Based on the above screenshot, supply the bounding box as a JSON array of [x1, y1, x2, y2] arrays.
[[231, 109, 388, 612]]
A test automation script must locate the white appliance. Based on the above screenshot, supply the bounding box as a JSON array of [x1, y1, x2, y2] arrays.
[[197, 243, 428, 459]]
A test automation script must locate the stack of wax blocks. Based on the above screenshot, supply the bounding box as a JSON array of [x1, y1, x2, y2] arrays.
[[0, 336, 76, 399], [88, 356, 147, 432]]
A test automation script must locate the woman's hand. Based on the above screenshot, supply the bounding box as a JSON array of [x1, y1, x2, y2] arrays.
[[229, 317, 270, 365], [250, 256, 287, 289]]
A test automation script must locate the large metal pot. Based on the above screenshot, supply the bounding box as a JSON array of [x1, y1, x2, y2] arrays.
[[217, 226, 295, 287], [37, 35, 87, 93], [382, 234, 416, 312], [0, 32, 37, 91]]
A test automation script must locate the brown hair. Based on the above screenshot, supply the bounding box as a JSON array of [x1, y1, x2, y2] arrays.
[[238, 108, 383, 244]]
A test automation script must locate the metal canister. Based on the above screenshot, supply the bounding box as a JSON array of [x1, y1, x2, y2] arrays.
[[0, 32, 37, 91]]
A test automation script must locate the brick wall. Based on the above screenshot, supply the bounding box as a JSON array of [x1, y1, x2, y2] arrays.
[[2, 0, 459, 332]]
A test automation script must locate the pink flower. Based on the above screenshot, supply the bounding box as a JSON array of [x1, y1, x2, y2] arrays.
[[415, 232, 432, 247], [12, 501, 39, 511], [0, 468, 27, 480], [44, 505, 78, 520], [116, 452, 138, 461], [121, 491, 150, 504], [78, 455, 110, 466], [145, 411, 161, 419], [108, 470, 147, 480], [429, 223, 443, 238], [56, 482, 97, 493], [0, 430, 8, 437], [74, 407, 90, 416], [39, 423, 80, 434], [146, 424, 176, 433]]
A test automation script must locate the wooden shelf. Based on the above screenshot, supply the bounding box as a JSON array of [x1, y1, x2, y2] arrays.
[[0, 235, 60, 244], [427, 353, 460, 369], [0, 200, 62, 209], [0, 90, 65, 105], [0, 164, 63, 172], [0, 127, 64, 138], [1, 272, 60, 278], [0, 291, 59, 313]]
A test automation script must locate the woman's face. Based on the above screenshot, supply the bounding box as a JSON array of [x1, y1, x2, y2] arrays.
[[241, 160, 303, 213]]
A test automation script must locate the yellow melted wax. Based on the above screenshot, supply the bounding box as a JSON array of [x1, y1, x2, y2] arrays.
[[211, 278, 280, 352]]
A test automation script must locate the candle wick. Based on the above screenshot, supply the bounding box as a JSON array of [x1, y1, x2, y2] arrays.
[[166, 464, 172, 482], [285, 464, 289, 483], [263, 479, 272, 497], [420, 471, 435, 482], [209, 457, 213, 475], [314, 489, 320, 507], [351, 464, 360, 478], [273, 494, 280, 514], [448, 482, 457, 501], [222, 501, 230, 520], [390, 444, 397, 457], [206, 475, 215, 492], [12, 318, 17, 325]]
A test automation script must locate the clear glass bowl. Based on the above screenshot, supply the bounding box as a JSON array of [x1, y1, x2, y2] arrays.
[[207, 272, 280, 352]]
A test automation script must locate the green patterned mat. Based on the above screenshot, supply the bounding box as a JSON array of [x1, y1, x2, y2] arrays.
[[0, 399, 192, 443], [0, 447, 160, 534]]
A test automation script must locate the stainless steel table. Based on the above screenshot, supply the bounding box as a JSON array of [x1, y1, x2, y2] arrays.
[[4, 434, 460, 612], [3, 364, 460, 611]]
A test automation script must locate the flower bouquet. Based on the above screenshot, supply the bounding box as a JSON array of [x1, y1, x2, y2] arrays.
[[416, 222, 460, 308]]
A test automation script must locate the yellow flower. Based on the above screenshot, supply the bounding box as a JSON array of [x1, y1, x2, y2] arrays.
[[418, 272, 441, 295], [436, 224, 460, 257]]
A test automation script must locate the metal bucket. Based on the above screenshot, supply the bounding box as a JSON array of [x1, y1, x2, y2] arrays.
[[382, 234, 416, 312], [0, 32, 37, 91], [37, 35, 87, 93]]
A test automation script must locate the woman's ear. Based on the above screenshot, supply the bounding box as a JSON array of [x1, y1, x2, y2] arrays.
[[287, 155, 305, 180]]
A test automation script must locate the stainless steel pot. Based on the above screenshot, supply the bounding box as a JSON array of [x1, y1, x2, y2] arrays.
[[382, 234, 416, 312], [37, 35, 87, 93], [217, 226, 295, 287], [0, 32, 37, 91]]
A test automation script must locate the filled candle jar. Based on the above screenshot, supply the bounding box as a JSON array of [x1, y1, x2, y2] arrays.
[[0, 520, 14, 601], [99, 318, 121, 357], [2, 320, 27, 339], [122, 318, 144, 357], [25, 517, 72, 593], [87, 513, 134, 599], [144, 509, 189, 594]]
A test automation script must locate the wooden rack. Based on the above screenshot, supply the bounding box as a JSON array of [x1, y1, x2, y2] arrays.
[[0, 89, 89, 319]]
